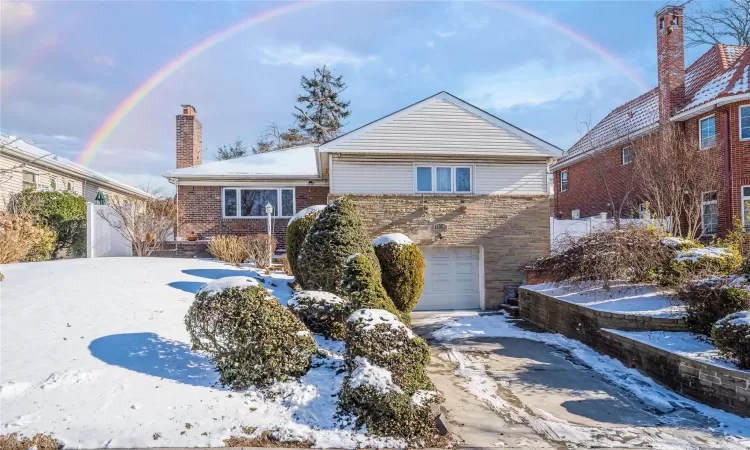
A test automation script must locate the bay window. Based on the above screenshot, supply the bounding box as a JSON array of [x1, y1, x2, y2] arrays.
[[222, 188, 294, 218], [415, 165, 472, 193]]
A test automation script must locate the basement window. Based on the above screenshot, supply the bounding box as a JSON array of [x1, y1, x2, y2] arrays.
[[222, 188, 294, 218], [699, 115, 716, 149], [701, 191, 718, 236]]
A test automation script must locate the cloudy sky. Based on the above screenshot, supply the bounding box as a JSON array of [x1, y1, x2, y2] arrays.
[[0, 1, 723, 193]]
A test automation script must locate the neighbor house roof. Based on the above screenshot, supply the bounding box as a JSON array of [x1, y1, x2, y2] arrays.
[[163, 145, 321, 180], [555, 44, 747, 170], [0, 134, 151, 198]]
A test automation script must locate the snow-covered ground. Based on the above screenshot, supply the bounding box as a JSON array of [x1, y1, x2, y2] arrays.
[[433, 313, 750, 448], [524, 282, 685, 318], [0, 258, 401, 448], [605, 329, 749, 373]]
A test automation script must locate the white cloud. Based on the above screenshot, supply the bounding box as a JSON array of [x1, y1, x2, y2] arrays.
[[435, 30, 456, 38], [461, 60, 618, 111], [93, 55, 116, 68], [425, 40, 435, 48], [258, 45, 375, 68], [0, 2, 36, 35]]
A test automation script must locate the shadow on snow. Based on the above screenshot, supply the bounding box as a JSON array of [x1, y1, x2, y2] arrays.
[[167, 281, 205, 294], [182, 268, 255, 280], [88, 332, 219, 388]]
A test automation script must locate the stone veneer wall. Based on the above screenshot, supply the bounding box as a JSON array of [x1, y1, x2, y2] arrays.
[[519, 288, 749, 417], [336, 194, 550, 309]]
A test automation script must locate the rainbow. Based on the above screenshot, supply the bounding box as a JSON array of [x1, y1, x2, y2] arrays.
[[77, 0, 315, 166], [79, 0, 649, 166]]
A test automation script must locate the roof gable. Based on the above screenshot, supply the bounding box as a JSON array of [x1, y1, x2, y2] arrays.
[[320, 92, 560, 158], [678, 46, 750, 116]]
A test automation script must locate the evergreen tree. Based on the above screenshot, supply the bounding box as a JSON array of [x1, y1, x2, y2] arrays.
[[215, 138, 248, 160], [293, 65, 351, 143]]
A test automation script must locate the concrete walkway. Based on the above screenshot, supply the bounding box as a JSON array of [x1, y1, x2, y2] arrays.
[[412, 312, 748, 450]]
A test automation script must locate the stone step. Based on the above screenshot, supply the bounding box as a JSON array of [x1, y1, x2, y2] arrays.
[[506, 298, 519, 307], [500, 304, 520, 318]]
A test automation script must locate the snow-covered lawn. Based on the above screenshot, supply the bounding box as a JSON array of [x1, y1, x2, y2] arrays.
[[524, 282, 685, 318], [604, 329, 750, 373], [0, 257, 401, 448], [433, 313, 750, 447]]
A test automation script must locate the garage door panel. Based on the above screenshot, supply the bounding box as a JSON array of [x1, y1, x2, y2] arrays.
[[415, 246, 481, 311]]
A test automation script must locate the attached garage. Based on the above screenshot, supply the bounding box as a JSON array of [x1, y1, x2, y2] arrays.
[[415, 246, 483, 310]]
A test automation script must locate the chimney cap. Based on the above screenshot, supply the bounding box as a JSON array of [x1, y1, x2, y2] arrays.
[[655, 4, 684, 17], [181, 104, 197, 115]]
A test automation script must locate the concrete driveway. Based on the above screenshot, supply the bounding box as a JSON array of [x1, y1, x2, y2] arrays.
[[411, 311, 749, 450]]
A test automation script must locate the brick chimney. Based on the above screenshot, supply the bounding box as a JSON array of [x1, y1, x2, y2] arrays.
[[655, 5, 685, 122], [176, 104, 202, 168]]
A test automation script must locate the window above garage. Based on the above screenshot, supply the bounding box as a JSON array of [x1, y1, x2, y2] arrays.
[[415, 165, 472, 194]]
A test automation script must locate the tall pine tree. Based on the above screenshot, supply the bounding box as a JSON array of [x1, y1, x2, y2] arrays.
[[293, 65, 351, 143]]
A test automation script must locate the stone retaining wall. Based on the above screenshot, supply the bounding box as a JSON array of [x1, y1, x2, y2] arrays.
[[518, 287, 749, 417]]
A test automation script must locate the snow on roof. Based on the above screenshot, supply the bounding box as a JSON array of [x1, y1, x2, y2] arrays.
[[678, 47, 750, 115], [0, 134, 151, 198], [197, 276, 259, 297], [558, 44, 748, 167], [372, 233, 413, 247], [163, 145, 320, 179], [288, 204, 326, 226]]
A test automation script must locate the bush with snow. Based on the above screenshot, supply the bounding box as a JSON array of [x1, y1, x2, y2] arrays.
[[297, 198, 380, 293], [185, 283, 317, 389], [662, 246, 741, 287], [288, 290, 350, 340], [678, 276, 750, 336], [285, 205, 325, 283], [373, 234, 425, 315], [341, 253, 403, 321], [712, 311, 750, 369]]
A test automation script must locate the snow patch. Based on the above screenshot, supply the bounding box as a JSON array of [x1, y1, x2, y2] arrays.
[[288, 290, 346, 308], [0, 382, 31, 399], [196, 276, 259, 297], [348, 309, 415, 338], [348, 357, 403, 394], [39, 369, 100, 389], [717, 311, 750, 328], [372, 233, 413, 247], [660, 236, 692, 247], [410, 390, 438, 406], [675, 247, 733, 263], [288, 204, 326, 226]]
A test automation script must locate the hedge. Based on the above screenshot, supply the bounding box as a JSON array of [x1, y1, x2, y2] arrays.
[[712, 311, 750, 370], [13, 189, 86, 258], [678, 277, 750, 336], [288, 290, 350, 340], [373, 234, 425, 314], [341, 253, 403, 321], [285, 205, 325, 285]]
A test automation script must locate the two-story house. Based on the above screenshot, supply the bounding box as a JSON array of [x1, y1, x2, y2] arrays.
[[164, 92, 560, 310], [552, 5, 750, 237]]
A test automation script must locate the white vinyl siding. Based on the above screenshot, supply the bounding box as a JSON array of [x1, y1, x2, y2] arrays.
[[330, 156, 546, 195], [324, 99, 554, 157], [0, 154, 86, 209]]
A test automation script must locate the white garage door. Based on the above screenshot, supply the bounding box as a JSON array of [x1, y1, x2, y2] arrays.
[[415, 246, 481, 310]]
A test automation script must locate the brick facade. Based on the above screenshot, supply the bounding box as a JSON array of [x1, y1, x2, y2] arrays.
[[337, 194, 550, 309], [177, 185, 329, 246]]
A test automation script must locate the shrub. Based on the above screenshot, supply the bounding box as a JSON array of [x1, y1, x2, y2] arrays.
[[185, 283, 317, 389], [278, 253, 292, 274], [23, 224, 56, 262], [207, 235, 248, 265], [338, 357, 443, 443], [286, 205, 325, 285], [288, 291, 350, 340], [677, 277, 750, 336], [0, 212, 56, 263], [662, 246, 741, 287], [712, 311, 750, 369], [341, 253, 404, 321], [13, 189, 86, 258], [373, 234, 425, 314], [297, 198, 380, 293], [245, 234, 276, 269], [530, 226, 669, 289]]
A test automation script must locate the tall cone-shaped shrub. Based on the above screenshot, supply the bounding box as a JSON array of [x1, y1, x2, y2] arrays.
[[285, 205, 325, 286], [297, 198, 380, 293], [373, 234, 425, 314], [341, 253, 404, 322]]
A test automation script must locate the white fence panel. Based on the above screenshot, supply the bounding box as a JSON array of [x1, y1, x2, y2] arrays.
[[87, 203, 132, 258], [550, 214, 672, 250]]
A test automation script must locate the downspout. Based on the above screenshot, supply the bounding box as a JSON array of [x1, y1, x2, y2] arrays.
[[723, 111, 732, 232]]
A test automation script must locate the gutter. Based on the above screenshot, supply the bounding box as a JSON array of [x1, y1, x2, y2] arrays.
[[671, 93, 750, 122]]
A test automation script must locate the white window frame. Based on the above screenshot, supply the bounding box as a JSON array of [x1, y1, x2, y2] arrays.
[[742, 186, 750, 231], [621, 146, 633, 165], [221, 187, 295, 219], [413, 165, 473, 194], [560, 170, 568, 192], [701, 191, 718, 236], [699, 114, 716, 150], [740, 105, 750, 141], [571, 209, 580, 220], [22, 170, 37, 190]]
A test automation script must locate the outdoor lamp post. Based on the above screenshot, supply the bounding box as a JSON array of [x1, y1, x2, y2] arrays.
[[265, 202, 273, 237]]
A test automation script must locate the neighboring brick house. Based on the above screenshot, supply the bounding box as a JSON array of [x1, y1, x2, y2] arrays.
[[0, 134, 151, 209], [552, 5, 750, 237], [166, 93, 559, 310]]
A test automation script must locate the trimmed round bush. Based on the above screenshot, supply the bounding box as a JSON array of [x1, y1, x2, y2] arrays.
[[677, 277, 750, 336], [373, 234, 425, 314], [339, 357, 444, 443], [288, 290, 350, 340], [712, 311, 750, 369], [286, 205, 325, 284], [297, 198, 380, 293], [341, 253, 403, 321], [185, 283, 317, 389], [346, 309, 432, 394]]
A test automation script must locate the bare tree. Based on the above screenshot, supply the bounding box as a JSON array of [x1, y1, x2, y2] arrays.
[[685, 0, 750, 47], [633, 124, 720, 238], [97, 187, 178, 257]]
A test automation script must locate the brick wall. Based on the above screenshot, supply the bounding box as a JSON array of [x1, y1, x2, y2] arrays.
[[177, 185, 329, 247], [337, 194, 550, 309], [176, 112, 202, 169]]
